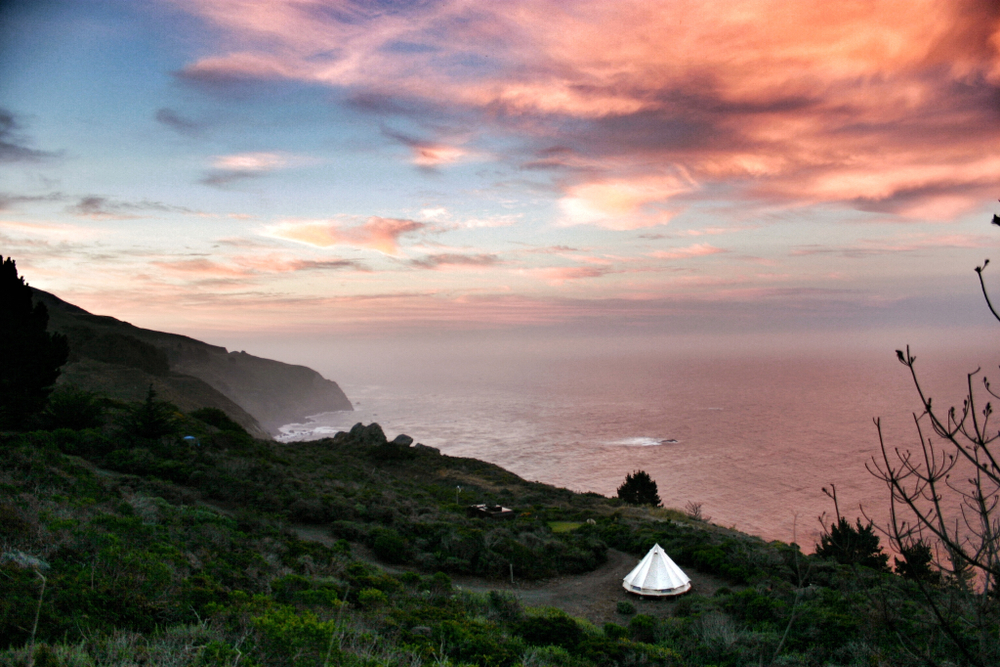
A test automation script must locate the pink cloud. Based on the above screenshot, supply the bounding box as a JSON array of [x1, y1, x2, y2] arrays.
[[152, 258, 253, 278], [147, 254, 367, 286], [264, 216, 426, 254], [211, 152, 293, 171], [650, 244, 726, 259], [558, 173, 694, 229], [174, 0, 1000, 218], [382, 129, 470, 168], [411, 253, 500, 269], [411, 144, 466, 168], [531, 266, 610, 285]]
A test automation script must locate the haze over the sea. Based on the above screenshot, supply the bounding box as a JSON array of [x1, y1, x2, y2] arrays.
[[3, 1, 999, 533], [265, 329, 997, 549]]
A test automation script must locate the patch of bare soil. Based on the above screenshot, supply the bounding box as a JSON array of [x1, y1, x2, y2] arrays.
[[288, 524, 733, 627], [449, 549, 732, 626]]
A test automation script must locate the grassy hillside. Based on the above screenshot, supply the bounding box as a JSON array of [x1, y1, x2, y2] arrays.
[[2, 388, 994, 666], [32, 290, 352, 437]]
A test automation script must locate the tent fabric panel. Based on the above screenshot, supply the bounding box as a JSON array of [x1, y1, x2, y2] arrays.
[[622, 543, 691, 597]]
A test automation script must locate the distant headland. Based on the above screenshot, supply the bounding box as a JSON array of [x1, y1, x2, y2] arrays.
[[31, 289, 353, 438]]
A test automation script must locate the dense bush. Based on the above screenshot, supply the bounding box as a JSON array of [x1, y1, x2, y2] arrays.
[[39, 384, 104, 430], [517, 613, 583, 650]]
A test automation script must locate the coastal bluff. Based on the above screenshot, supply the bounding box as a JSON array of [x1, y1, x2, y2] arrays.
[[32, 289, 352, 437]]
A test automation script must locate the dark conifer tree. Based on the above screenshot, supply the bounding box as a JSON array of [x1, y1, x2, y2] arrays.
[[894, 540, 940, 583], [617, 470, 662, 506], [123, 385, 178, 440], [0, 257, 69, 429], [815, 516, 890, 571]]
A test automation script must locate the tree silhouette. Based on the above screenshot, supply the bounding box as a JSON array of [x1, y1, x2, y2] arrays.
[[894, 540, 939, 583], [123, 385, 178, 440], [0, 257, 69, 429], [617, 470, 662, 506], [815, 484, 889, 571], [815, 516, 890, 571]]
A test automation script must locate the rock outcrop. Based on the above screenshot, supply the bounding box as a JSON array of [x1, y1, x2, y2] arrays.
[[328, 422, 438, 457]]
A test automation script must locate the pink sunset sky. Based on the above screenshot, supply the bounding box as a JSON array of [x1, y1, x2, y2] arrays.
[[1, 0, 999, 352]]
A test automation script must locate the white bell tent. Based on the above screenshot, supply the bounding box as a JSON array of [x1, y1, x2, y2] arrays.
[[622, 543, 692, 596]]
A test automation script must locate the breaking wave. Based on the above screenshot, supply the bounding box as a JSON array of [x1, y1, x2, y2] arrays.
[[610, 437, 679, 447]]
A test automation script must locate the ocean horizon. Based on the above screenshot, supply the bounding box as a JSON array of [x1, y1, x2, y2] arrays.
[[275, 332, 999, 550]]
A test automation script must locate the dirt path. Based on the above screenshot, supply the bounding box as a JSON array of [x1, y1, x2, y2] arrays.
[[449, 549, 730, 626], [288, 524, 731, 626]]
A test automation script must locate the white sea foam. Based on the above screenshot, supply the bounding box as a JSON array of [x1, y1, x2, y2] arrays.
[[609, 437, 676, 447]]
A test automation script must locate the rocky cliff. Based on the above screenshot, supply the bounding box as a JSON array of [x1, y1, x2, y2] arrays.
[[33, 290, 352, 437]]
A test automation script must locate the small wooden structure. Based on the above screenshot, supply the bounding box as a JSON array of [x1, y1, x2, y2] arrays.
[[466, 504, 516, 520]]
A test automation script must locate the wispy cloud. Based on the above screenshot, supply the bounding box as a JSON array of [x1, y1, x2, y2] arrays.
[[0, 108, 60, 162], [382, 128, 469, 169], [650, 244, 727, 259], [151, 254, 366, 280], [154, 108, 204, 136], [65, 196, 195, 219], [202, 151, 309, 187], [0, 192, 66, 211], [264, 216, 426, 254], [791, 233, 992, 258], [532, 266, 610, 285], [411, 253, 500, 269]]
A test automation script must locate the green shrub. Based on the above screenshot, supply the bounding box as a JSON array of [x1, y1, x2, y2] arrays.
[[430, 571, 452, 593], [197, 640, 244, 666], [518, 614, 582, 650], [604, 622, 629, 640], [628, 613, 658, 643], [616, 600, 636, 615], [41, 385, 104, 430], [252, 607, 337, 666], [271, 574, 311, 603], [487, 590, 523, 623], [398, 571, 421, 586], [357, 588, 388, 608], [724, 588, 786, 628], [371, 528, 407, 564]]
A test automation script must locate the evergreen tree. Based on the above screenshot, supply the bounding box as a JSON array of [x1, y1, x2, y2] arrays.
[[122, 385, 178, 440], [815, 516, 890, 571], [0, 257, 69, 429], [894, 540, 940, 583], [616, 470, 662, 506]]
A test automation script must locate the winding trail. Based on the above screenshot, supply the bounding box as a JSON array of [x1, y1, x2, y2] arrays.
[[290, 525, 732, 626]]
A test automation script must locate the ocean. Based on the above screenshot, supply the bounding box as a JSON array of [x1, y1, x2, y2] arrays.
[[275, 332, 998, 550]]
